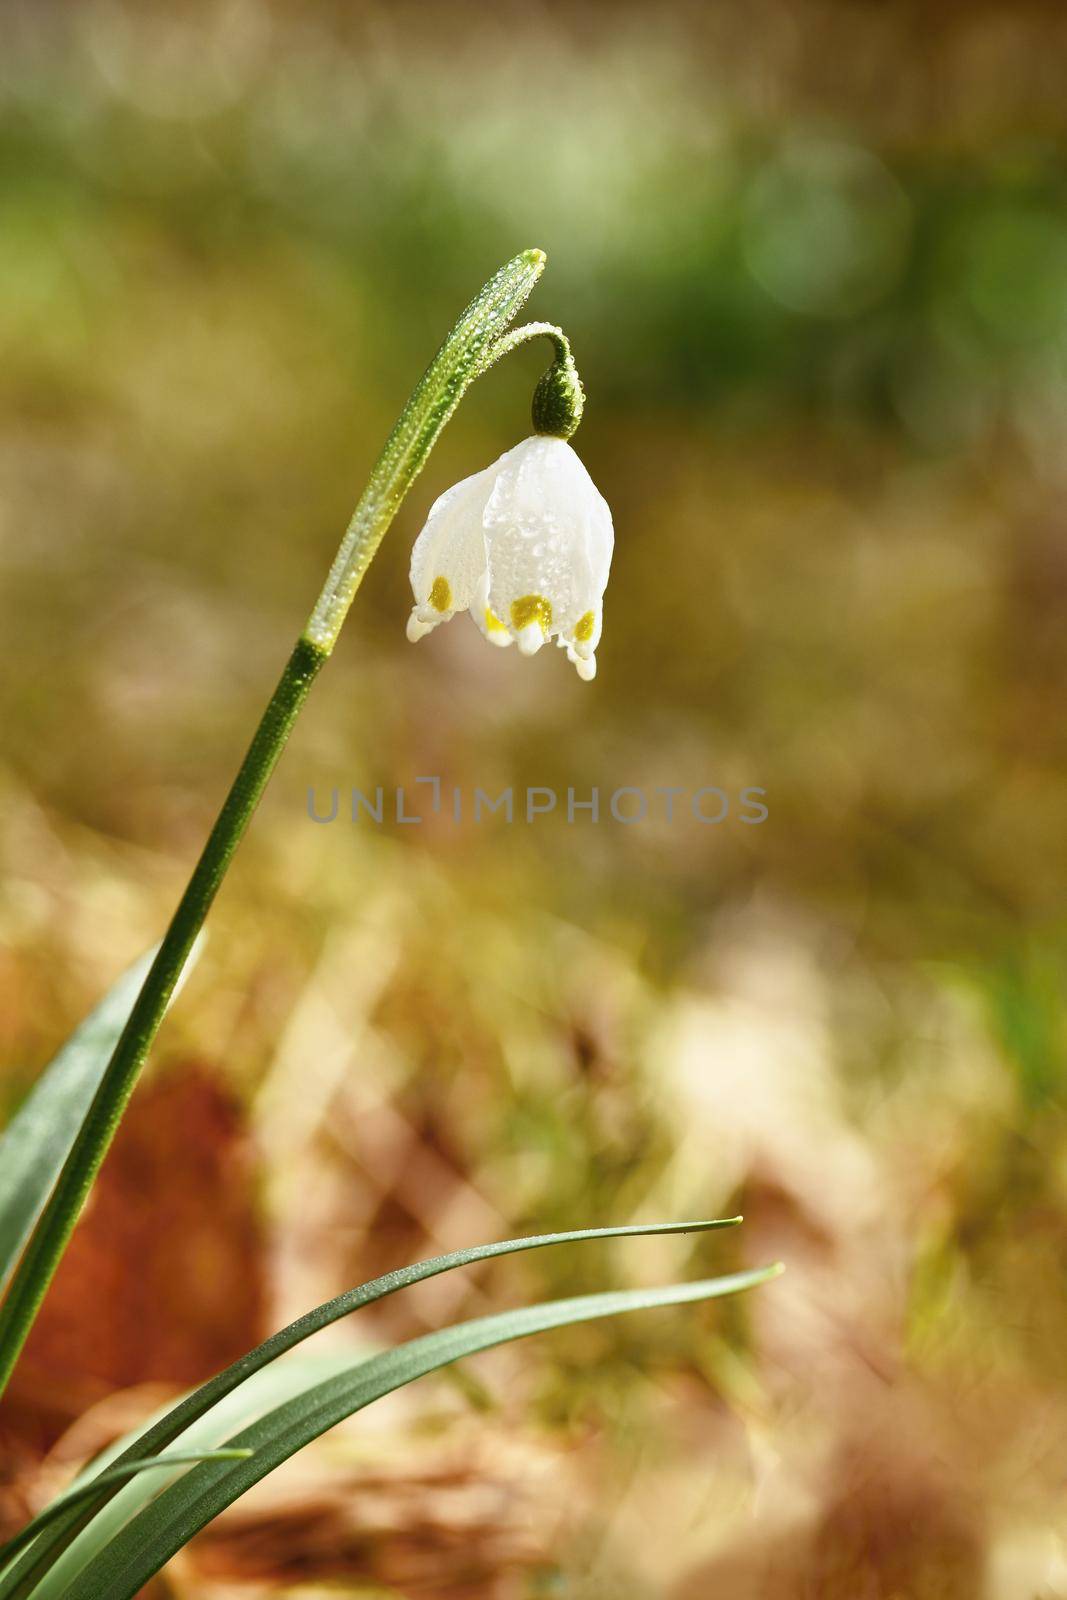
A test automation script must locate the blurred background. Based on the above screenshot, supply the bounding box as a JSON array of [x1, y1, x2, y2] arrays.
[[2, 0, 1067, 1594]]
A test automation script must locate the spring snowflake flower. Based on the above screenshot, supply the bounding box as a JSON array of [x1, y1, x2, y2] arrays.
[[406, 435, 614, 681]]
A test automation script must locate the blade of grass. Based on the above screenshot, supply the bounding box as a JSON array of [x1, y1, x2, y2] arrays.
[[0, 1453, 252, 1569], [0, 1218, 740, 1597], [15, 1354, 355, 1600], [60, 1264, 782, 1600]]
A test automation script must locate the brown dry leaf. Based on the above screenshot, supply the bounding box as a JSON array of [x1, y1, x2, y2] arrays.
[[162, 1421, 582, 1600]]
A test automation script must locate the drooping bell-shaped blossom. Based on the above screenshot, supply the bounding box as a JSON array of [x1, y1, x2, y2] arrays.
[[407, 435, 613, 681]]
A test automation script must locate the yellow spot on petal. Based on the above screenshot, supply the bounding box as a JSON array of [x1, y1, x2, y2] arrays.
[[510, 594, 553, 633], [429, 575, 452, 612], [484, 607, 507, 634], [574, 610, 595, 643]]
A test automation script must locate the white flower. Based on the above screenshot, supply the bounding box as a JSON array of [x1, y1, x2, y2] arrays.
[[406, 435, 613, 681]]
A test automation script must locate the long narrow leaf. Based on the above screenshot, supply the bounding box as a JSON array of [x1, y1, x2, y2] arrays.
[[0, 1452, 251, 1569], [59, 1264, 782, 1600], [0, 949, 163, 1294], [0, 1218, 739, 1597], [10, 1355, 355, 1600]]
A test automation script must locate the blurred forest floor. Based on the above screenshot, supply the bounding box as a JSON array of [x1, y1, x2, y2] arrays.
[[2, 2, 1067, 1595]]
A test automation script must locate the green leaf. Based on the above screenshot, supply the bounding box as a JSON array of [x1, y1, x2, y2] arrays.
[[0, 1218, 740, 1597], [9, 1355, 353, 1600], [60, 1264, 782, 1600], [0, 1453, 252, 1569], [0, 949, 164, 1295]]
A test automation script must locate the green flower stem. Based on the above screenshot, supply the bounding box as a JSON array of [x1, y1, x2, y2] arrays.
[[0, 639, 325, 1400], [481, 321, 585, 439], [0, 247, 548, 1402], [482, 320, 573, 372]]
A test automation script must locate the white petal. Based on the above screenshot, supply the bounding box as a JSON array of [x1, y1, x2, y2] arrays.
[[517, 622, 545, 656], [481, 437, 613, 654], [406, 612, 435, 643], [408, 465, 493, 634], [470, 569, 515, 648]]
